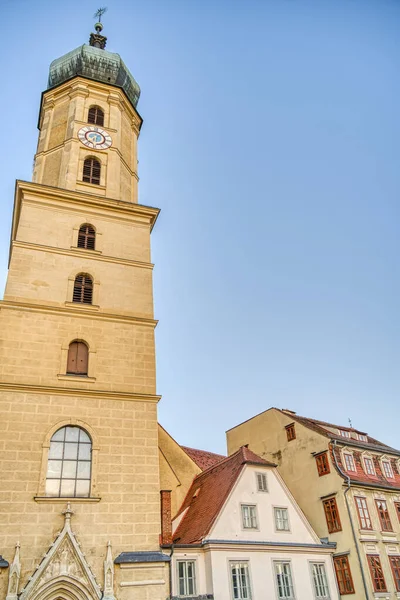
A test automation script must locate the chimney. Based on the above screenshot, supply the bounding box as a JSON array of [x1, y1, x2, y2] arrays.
[[282, 409, 296, 415], [160, 490, 172, 546]]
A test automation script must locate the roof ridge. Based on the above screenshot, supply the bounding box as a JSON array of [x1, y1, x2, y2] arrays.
[[181, 445, 226, 458]]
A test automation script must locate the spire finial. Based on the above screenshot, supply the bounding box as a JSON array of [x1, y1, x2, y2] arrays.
[[62, 502, 74, 524], [90, 7, 108, 49]]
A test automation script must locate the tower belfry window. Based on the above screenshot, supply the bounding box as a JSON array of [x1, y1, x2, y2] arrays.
[[88, 106, 104, 126], [83, 157, 101, 185], [78, 224, 96, 250], [73, 273, 93, 304]]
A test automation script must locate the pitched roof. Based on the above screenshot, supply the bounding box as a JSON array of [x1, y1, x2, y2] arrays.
[[181, 446, 226, 470], [172, 447, 275, 545], [278, 410, 400, 455]]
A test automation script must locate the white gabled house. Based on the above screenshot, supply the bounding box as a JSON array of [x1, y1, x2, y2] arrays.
[[168, 446, 340, 600]]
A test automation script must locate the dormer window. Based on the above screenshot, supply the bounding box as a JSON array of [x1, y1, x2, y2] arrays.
[[339, 430, 351, 438], [381, 459, 394, 479], [358, 434, 368, 442], [343, 453, 356, 472], [363, 456, 375, 476]]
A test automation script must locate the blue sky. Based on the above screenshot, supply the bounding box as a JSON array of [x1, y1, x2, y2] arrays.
[[1, 0, 399, 454]]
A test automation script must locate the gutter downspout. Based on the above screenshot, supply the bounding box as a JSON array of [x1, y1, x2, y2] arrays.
[[167, 543, 174, 599], [332, 440, 370, 600]]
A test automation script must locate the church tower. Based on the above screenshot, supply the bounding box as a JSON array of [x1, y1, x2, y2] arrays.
[[0, 18, 170, 600]]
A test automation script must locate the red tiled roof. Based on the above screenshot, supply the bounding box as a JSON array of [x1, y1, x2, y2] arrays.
[[181, 446, 226, 471], [172, 447, 275, 545], [278, 410, 400, 455], [330, 445, 400, 490]]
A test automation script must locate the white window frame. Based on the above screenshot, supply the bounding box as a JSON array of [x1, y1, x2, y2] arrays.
[[343, 452, 356, 472], [358, 434, 368, 442], [230, 561, 252, 600], [273, 560, 295, 599], [309, 561, 330, 599], [362, 454, 375, 476], [381, 458, 394, 479], [274, 506, 290, 532], [256, 472, 268, 492], [241, 504, 258, 530], [338, 430, 351, 438], [176, 560, 197, 597]]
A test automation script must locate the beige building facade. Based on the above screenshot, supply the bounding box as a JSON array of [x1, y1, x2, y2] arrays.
[[0, 22, 170, 600], [227, 408, 400, 600]]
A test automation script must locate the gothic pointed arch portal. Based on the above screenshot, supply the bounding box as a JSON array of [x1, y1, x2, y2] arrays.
[[19, 505, 105, 600]]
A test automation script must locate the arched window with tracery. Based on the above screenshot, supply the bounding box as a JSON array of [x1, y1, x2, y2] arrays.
[[78, 224, 96, 250], [88, 106, 104, 126], [83, 157, 101, 185], [46, 426, 92, 497], [73, 273, 93, 304], [67, 340, 89, 375]]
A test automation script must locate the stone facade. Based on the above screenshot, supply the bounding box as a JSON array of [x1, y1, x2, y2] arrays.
[[0, 31, 169, 600]]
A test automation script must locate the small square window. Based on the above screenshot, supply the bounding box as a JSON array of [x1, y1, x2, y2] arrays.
[[285, 424, 296, 441], [256, 472, 268, 492], [274, 507, 290, 531], [242, 504, 258, 529]]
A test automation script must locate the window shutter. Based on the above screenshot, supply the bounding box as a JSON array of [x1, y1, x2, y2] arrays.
[[76, 342, 88, 375], [73, 274, 93, 304], [67, 342, 88, 375], [88, 106, 104, 126], [78, 224, 96, 250], [67, 342, 78, 373], [83, 158, 101, 185]]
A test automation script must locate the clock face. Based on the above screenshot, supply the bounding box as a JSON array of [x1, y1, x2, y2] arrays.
[[78, 126, 112, 150]]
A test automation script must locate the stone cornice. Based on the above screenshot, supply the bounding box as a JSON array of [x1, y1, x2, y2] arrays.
[[0, 381, 161, 403], [183, 540, 336, 553], [39, 76, 143, 132], [12, 240, 154, 270], [0, 300, 157, 327], [10, 180, 160, 265]]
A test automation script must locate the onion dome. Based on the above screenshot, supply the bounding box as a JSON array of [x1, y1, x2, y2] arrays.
[[47, 20, 140, 109]]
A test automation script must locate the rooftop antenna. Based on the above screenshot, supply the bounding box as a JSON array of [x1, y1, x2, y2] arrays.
[[348, 417, 353, 429]]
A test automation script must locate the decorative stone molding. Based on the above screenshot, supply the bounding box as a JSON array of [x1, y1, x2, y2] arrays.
[[19, 504, 101, 600], [103, 542, 115, 600], [6, 543, 21, 600], [37, 418, 100, 498]]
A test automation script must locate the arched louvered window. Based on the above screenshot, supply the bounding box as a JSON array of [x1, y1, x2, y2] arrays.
[[46, 426, 92, 497], [73, 273, 93, 304], [67, 341, 89, 375], [83, 157, 101, 185], [78, 224, 96, 250], [88, 106, 104, 126]]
